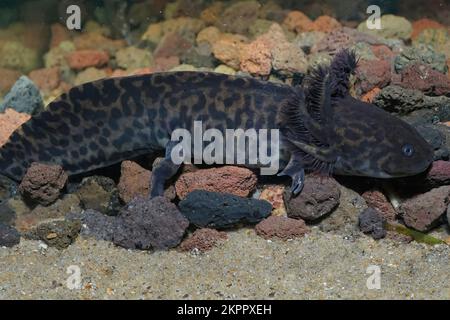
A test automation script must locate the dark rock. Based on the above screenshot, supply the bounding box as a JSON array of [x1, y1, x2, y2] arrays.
[[0, 76, 44, 114], [25, 218, 81, 249], [414, 124, 449, 161], [0, 223, 20, 247], [373, 85, 450, 115], [216, 1, 260, 34], [179, 190, 272, 229], [0, 175, 18, 204], [19, 163, 68, 206], [355, 59, 391, 94], [179, 228, 228, 252], [359, 208, 387, 240], [255, 216, 309, 240], [113, 196, 189, 250], [426, 161, 450, 187], [393, 44, 448, 74], [284, 174, 340, 221], [361, 189, 396, 221], [76, 176, 120, 216], [67, 209, 117, 242], [0, 200, 17, 225], [400, 185, 450, 232], [180, 43, 216, 68]]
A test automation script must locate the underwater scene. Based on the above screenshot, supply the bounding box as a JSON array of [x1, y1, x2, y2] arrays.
[[0, 0, 449, 301]]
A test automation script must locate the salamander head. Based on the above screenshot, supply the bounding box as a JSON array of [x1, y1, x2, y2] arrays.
[[331, 97, 434, 178]]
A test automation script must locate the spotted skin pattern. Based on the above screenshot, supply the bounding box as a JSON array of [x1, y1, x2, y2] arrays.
[[0, 50, 434, 197]]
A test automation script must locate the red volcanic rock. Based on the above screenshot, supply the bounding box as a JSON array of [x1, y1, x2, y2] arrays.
[[362, 189, 396, 221], [50, 23, 71, 48], [179, 228, 228, 252], [371, 45, 395, 61], [426, 160, 450, 186], [19, 163, 68, 206], [153, 32, 193, 59], [0, 109, 31, 147], [400, 186, 450, 232], [239, 38, 272, 76], [411, 18, 446, 40], [255, 215, 309, 240], [283, 10, 313, 33], [0, 68, 21, 95], [361, 87, 381, 103], [28, 67, 60, 92], [66, 50, 109, 70], [310, 15, 341, 33], [355, 59, 391, 94], [392, 63, 450, 96], [175, 166, 257, 199]]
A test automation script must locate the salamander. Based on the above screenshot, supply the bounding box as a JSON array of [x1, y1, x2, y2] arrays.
[[0, 50, 434, 197]]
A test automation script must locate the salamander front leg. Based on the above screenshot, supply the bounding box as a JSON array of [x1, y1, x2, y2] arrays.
[[277, 156, 305, 196], [149, 142, 181, 198]]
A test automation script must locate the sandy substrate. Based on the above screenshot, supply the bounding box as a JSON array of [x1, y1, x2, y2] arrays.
[[0, 227, 449, 300]]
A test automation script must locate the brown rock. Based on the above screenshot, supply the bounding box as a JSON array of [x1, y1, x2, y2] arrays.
[[392, 63, 450, 96], [175, 166, 257, 199], [196, 26, 221, 46], [362, 189, 396, 221], [212, 34, 247, 70], [255, 216, 309, 240], [411, 18, 446, 40], [179, 228, 228, 252], [154, 56, 180, 72], [400, 185, 450, 232], [239, 38, 272, 76], [216, 0, 261, 34], [371, 45, 395, 61], [66, 50, 109, 70], [283, 11, 313, 33], [28, 67, 60, 92], [355, 59, 391, 94], [73, 33, 126, 55], [200, 2, 224, 25], [284, 174, 340, 221], [0, 109, 30, 147], [311, 16, 341, 33], [426, 160, 450, 187], [259, 185, 286, 216], [50, 23, 71, 48], [19, 163, 68, 206], [361, 87, 381, 103], [76, 176, 120, 216], [0, 68, 21, 96], [153, 32, 193, 59]]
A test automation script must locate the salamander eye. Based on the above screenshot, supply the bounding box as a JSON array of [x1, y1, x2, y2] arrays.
[[402, 144, 414, 157]]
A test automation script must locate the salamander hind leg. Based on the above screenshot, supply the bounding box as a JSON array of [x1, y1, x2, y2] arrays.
[[149, 141, 182, 198]]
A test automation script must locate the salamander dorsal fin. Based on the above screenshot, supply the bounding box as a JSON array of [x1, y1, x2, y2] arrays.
[[329, 49, 358, 98]]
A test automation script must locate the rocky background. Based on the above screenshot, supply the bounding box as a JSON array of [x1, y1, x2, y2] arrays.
[[0, 0, 449, 257]]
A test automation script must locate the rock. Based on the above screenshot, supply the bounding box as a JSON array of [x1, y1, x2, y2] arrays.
[[361, 189, 396, 221], [179, 190, 272, 229], [310, 16, 341, 33], [44, 41, 76, 69], [141, 17, 205, 44], [50, 23, 71, 48], [426, 161, 450, 187], [169, 64, 198, 72], [75, 176, 120, 216], [116, 46, 154, 70], [19, 163, 68, 207], [358, 208, 386, 240], [15, 194, 81, 232], [259, 185, 286, 216], [25, 218, 81, 249], [283, 11, 313, 33], [154, 56, 180, 72], [113, 196, 189, 250], [373, 85, 450, 114], [0, 174, 18, 205], [355, 59, 391, 94], [0, 108, 30, 147], [212, 34, 247, 70], [214, 64, 236, 75], [371, 45, 395, 61], [73, 33, 126, 56], [74, 67, 107, 86], [361, 87, 381, 103], [175, 166, 257, 200], [413, 124, 448, 161], [239, 38, 272, 76], [249, 19, 277, 38], [117, 160, 175, 203], [413, 29, 450, 58], [0, 68, 21, 96], [0, 41, 40, 73], [67, 209, 116, 242], [200, 2, 224, 25], [307, 52, 332, 70], [0, 223, 20, 247], [411, 18, 446, 41], [284, 174, 340, 221], [196, 26, 221, 46], [319, 184, 368, 235], [294, 31, 326, 53], [255, 216, 309, 240], [0, 76, 44, 114], [66, 50, 109, 70], [153, 32, 194, 59], [394, 44, 448, 74], [216, 1, 261, 34], [392, 63, 450, 96], [400, 186, 450, 232], [357, 14, 412, 41], [28, 67, 61, 93], [179, 228, 227, 252], [180, 43, 215, 68]]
